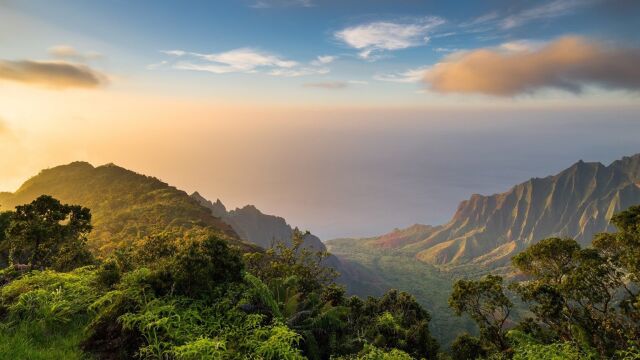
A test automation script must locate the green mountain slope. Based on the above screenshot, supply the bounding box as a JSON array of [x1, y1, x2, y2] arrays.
[[0, 162, 248, 254]]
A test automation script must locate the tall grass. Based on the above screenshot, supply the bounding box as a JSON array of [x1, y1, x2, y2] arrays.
[[0, 318, 92, 359]]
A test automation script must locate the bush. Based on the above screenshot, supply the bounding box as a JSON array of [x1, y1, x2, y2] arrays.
[[0, 267, 99, 327], [170, 236, 244, 299], [507, 330, 597, 360]]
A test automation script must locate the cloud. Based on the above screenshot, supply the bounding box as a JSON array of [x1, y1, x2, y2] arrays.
[[250, 0, 313, 8], [501, 0, 596, 29], [48, 45, 102, 61], [162, 48, 329, 77], [421, 36, 640, 96], [457, 0, 597, 36], [374, 67, 429, 83], [146, 60, 168, 70], [268, 67, 329, 77], [335, 17, 445, 59], [165, 48, 296, 74], [303, 81, 348, 89], [0, 59, 107, 89], [311, 55, 336, 66], [348, 80, 369, 85], [161, 50, 187, 57]]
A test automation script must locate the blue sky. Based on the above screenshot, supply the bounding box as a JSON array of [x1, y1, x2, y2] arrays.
[[3, 0, 639, 104]]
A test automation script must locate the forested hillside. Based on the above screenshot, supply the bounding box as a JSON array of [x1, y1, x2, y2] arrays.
[[0, 162, 247, 254]]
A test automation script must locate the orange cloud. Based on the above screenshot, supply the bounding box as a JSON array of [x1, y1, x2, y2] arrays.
[[0, 60, 107, 89], [423, 36, 640, 96]]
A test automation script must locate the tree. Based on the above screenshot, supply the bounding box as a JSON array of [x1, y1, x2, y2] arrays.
[[512, 236, 635, 357], [450, 334, 487, 360], [7, 195, 93, 271], [244, 228, 338, 295], [449, 275, 512, 351], [351, 290, 440, 359], [0, 211, 13, 267], [512, 238, 580, 285], [170, 235, 245, 298], [593, 205, 640, 322]]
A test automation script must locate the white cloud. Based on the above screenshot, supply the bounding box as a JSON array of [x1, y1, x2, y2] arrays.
[[146, 60, 168, 70], [268, 67, 329, 77], [373, 67, 429, 83], [161, 48, 330, 77], [335, 17, 445, 59], [348, 80, 369, 85], [311, 55, 336, 66], [162, 50, 187, 57], [461, 11, 500, 27], [434, 47, 461, 53], [501, 0, 596, 29], [192, 48, 298, 71]]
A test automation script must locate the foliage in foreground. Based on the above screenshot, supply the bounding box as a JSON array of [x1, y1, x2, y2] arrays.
[[2, 194, 640, 360], [448, 205, 640, 359], [0, 196, 441, 359]]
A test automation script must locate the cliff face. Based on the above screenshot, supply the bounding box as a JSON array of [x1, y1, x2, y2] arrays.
[[332, 154, 640, 270]]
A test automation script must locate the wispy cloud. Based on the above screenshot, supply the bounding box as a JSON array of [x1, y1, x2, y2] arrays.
[[461, 11, 499, 27], [48, 45, 102, 62], [303, 81, 348, 89], [268, 67, 329, 77], [158, 48, 329, 77], [0, 59, 107, 89], [165, 48, 297, 74], [421, 36, 640, 96], [501, 0, 597, 29], [250, 0, 313, 8], [374, 67, 429, 83], [146, 60, 168, 70], [311, 55, 337, 66], [456, 0, 598, 37], [335, 17, 445, 59]]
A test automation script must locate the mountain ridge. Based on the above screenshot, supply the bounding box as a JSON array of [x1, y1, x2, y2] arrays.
[[328, 153, 640, 271], [0, 161, 248, 253]]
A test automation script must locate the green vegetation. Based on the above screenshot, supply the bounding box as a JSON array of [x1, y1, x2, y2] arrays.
[[447, 205, 640, 359], [0, 185, 639, 358], [326, 239, 476, 346], [0, 196, 441, 359], [0, 162, 244, 254]]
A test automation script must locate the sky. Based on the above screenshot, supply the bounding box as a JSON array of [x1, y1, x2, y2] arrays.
[[0, 0, 639, 239]]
